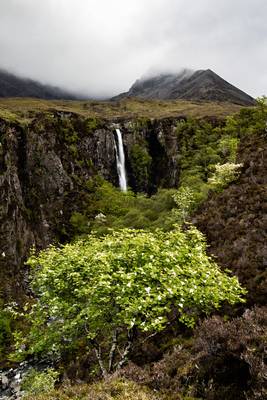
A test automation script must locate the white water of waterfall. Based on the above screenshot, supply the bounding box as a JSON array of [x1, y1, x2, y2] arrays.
[[114, 128, 127, 191]]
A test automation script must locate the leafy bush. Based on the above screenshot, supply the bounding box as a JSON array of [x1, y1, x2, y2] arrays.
[[171, 187, 198, 224], [208, 162, 243, 191], [16, 227, 245, 377]]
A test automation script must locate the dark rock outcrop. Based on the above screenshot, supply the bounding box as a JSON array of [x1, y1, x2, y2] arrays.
[[113, 69, 256, 106]]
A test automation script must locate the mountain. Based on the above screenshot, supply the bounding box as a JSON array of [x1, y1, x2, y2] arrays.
[[113, 68, 256, 106], [0, 69, 78, 100]]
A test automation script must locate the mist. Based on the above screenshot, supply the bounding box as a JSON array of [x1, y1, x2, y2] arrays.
[[0, 0, 266, 98]]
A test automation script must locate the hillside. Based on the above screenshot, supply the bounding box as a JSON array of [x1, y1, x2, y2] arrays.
[[113, 69, 256, 106], [0, 69, 77, 100], [0, 97, 266, 400]]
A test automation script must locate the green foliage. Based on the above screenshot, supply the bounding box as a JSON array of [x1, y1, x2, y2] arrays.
[[69, 212, 90, 234], [223, 98, 267, 137], [171, 187, 198, 224], [174, 100, 267, 211], [0, 307, 12, 356], [21, 368, 59, 397], [70, 180, 178, 235], [130, 144, 152, 191], [217, 136, 239, 162], [176, 119, 226, 207], [58, 118, 78, 144], [208, 162, 243, 191], [85, 117, 100, 134], [17, 227, 245, 372]]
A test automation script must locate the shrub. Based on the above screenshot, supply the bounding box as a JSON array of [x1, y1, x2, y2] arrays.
[[208, 162, 243, 191], [171, 187, 198, 223], [15, 227, 245, 377], [130, 144, 152, 191], [85, 117, 99, 133], [21, 368, 59, 397]]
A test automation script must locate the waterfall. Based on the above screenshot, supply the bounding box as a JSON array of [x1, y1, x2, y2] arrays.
[[114, 128, 127, 192]]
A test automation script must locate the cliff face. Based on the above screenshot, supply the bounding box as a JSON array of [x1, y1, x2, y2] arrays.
[[0, 113, 180, 300], [194, 133, 267, 305]]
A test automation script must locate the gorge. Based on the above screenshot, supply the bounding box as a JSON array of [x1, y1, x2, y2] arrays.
[[0, 112, 181, 302], [0, 98, 266, 400]]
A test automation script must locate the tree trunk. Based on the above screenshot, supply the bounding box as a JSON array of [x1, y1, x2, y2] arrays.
[[94, 345, 108, 378], [108, 329, 118, 373], [117, 328, 135, 370]]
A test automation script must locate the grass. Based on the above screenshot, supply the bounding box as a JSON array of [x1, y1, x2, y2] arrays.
[[0, 97, 246, 123], [22, 378, 162, 400]]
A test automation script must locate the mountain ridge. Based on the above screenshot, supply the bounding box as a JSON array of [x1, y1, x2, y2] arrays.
[[113, 69, 256, 106], [0, 69, 78, 100]]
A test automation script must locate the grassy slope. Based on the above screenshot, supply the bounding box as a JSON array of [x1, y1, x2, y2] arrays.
[[0, 97, 244, 123]]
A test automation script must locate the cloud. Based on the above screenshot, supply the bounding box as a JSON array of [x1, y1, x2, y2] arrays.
[[0, 0, 266, 97]]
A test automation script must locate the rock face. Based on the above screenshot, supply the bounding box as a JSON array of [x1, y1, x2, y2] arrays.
[[113, 69, 256, 106], [194, 133, 267, 305], [0, 113, 181, 300], [0, 362, 28, 399], [0, 360, 52, 399], [0, 69, 77, 99]]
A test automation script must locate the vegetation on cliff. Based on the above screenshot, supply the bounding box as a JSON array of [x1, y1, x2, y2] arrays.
[[0, 97, 266, 399]]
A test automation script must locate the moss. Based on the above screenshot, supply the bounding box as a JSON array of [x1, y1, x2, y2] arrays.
[[68, 144, 78, 157], [85, 117, 101, 134], [63, 128, 78, 144]]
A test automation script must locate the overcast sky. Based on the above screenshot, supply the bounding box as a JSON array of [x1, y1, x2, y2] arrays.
[[0, 0, 266, 98]]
